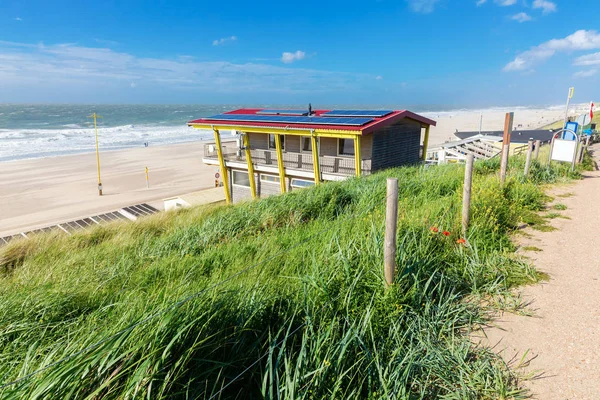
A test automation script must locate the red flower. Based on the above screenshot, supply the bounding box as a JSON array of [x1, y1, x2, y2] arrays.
[[430, 226, 439, 233], [442, 231, 451, 237], [456, 238, 467, 244]]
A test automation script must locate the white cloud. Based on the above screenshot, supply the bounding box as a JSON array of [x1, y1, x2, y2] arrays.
[[406, 0, 441, 13], [533, 0, 557, 14], [0, 41, 376, 99], [212, 36, 237, 46], [495, 0, 517, 6], [375, 75, 383, 80], [573, 69, 598, 78], [14, 17, 22, 21], [281, 50, 306, 63], [504, 30, 600, 71], [476, 0, 487, 6], [573, 52, 600, 66], [511, 12, 532, 22]]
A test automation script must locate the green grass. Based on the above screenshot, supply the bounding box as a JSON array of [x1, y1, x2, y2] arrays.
[[0, 151, 590, 399], [522, 246, 543, 252], [556, 192, 575, 198], [553, 203, 568, 210]]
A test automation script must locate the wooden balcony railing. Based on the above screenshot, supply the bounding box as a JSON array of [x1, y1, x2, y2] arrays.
[[203, 143, 371, 176]]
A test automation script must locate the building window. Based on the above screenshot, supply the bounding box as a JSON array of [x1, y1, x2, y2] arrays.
[[232, 171, 250, 187], [338, 138, 355, 156], [301, 136, 319, 153], [291, 178, 315, 189], [260, 174, 280, 184], [268, 134, 285, 151]]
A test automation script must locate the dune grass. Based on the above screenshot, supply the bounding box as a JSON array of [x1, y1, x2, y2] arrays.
[[0, 151, 588, 399]]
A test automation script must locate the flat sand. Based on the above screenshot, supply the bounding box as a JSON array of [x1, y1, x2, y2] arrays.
[[0, 142, 221, 237], [478, 145, 600, 398]]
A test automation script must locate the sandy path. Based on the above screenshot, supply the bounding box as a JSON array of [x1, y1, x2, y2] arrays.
[[481, 145, 600, 399], [0, 142, 222, 237]]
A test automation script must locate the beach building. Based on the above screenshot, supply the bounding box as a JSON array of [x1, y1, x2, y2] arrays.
[[188, 108, 436, 203]]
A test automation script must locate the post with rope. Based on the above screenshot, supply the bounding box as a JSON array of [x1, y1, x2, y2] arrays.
[[524, 138, 534, 177], [384, 178, 398, 288], [88, 112, 103, 196], [500, 112, 513, 185], [534, 139, 541, 160], [462, 154, 474, 235]]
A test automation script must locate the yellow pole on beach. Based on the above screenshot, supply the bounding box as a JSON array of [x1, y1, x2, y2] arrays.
[[88, 112, 103, 196], [145, 167, 149, 189]]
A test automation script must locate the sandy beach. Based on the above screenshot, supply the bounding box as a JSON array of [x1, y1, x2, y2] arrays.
[[0, 141, 222, 237], [1, 105, 589, 237]]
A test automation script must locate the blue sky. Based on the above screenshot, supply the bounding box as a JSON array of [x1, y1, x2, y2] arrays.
[[0, 0, 598, 107]]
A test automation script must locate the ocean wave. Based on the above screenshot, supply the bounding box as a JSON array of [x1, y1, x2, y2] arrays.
[[0, 124, 214, 162]]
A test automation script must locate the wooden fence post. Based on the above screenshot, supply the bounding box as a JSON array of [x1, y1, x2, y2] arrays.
[[462, 154, 474, 235], [576, 138, 584, 164], [524, 138, 534, 177], [534, 139, 541, 160], [500, 112, 514, 184], [384, 178, 398, 288]]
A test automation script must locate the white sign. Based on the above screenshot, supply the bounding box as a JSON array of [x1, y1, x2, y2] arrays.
[[551, 139, 577, 163]]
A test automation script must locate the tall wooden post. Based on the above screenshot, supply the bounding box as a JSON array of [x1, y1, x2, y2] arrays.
[[311, 134, 321, 185], [583, 135, 591, 162], [354, 135, 362, 177], [274, 134, 287, 194], [462, 154, 474, 235], [534, 139, 541, 160], [384, 178, 398, 288], [421, 125, 431, 161], [500, 112, 514, 184], [242, 133, 257, 199], [524, 138, 534, 177], [213, 128, 231, 204]]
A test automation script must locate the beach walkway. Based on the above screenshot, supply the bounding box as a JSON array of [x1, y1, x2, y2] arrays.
[[482, 144, 600, 399]]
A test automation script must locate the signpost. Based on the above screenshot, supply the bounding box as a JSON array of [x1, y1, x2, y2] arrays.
[[549, 128, 579, 171], [563, 87, 575, 129]]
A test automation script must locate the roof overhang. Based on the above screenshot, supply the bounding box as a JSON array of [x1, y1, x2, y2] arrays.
[[187, 108, 437, 136]]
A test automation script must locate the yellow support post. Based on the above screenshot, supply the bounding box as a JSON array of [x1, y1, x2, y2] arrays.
[[242, 133, 257, 199], [354, 135, 362, 177], [213, 128, 231, 204], [274, 133, 286, 193], [421, 125, 430, 161], [88, 112, 103, 196], [311, 134, 321, 185]]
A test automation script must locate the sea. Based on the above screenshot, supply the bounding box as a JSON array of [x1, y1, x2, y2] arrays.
[[0, 103, 565, 163], [0, 104, 240, 162]]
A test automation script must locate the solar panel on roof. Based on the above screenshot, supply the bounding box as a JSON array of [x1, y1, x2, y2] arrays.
[[321, 110, 393, 118], [205, 114, 373, 126], [256, 109, 308, 116]]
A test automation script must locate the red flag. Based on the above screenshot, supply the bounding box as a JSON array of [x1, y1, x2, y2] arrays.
[[591, 102, 594, 121]]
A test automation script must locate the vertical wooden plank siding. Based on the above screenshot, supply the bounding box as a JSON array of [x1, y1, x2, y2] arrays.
[[421, 125, 430, 161], [274, 134, 287, 194], [242, 133, 257, 199], [311, 135, 321, 184], [213, 128, 231, 204], [354, 135, 362, 176]]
